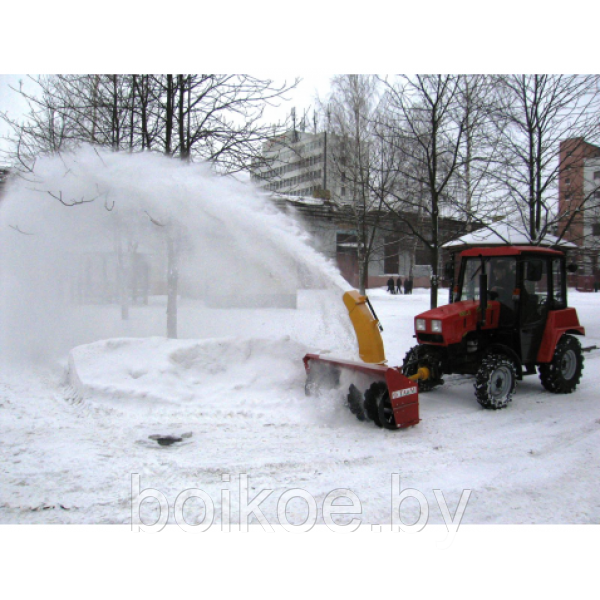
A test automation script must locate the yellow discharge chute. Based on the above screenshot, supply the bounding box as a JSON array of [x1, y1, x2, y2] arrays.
[[343, 290, 386, 365]]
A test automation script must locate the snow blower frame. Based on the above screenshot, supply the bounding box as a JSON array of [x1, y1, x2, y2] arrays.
[[303, 291, 422, 430]]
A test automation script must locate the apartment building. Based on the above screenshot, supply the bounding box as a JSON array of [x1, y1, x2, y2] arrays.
[[558, 138, 600, 278]]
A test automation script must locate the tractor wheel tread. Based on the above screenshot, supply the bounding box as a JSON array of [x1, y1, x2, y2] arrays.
[[474, 353, 516, 410], [538, 335, 584, 394]]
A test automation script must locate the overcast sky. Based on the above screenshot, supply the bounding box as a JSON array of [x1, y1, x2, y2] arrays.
[[0, 74, 333, 158]]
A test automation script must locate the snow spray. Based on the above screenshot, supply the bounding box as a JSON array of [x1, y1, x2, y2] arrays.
[[0, 146, 356, 364]]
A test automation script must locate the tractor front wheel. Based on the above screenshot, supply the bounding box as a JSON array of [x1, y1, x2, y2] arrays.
[[402, 345, 442, 392], [538, 335, 584, 394], [474, 353, 517, 410]]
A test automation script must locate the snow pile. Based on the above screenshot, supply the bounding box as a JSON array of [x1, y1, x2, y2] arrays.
[[68, 336, 308, 408], [66, 334, 352, 427]]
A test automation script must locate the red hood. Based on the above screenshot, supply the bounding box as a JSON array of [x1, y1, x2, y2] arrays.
[[415, 300, 500, 345]]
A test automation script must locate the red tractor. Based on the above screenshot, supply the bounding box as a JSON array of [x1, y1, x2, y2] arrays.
[[403, 246, 585, 409], [304, 245, 585, 430]]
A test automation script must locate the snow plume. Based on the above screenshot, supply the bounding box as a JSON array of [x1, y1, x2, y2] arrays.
[[0, 146, 356, 364]]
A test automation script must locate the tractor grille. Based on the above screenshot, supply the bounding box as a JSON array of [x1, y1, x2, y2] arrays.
[[417, 333, 444, 344]]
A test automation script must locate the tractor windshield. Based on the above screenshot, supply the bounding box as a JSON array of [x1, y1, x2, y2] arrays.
[[460, 257, 517, 307]]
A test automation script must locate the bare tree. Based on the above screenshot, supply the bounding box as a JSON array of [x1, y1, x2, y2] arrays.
[[1, 74, 298, 174], [378, 75, 475, 308], [491, 75, 600, 242], [321, 74, 386, 294], [453, 75, 504, 231]]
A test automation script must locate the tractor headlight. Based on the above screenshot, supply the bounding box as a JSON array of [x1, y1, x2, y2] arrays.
[[431, 320, 442, 333], [416, 318, 426, 331]]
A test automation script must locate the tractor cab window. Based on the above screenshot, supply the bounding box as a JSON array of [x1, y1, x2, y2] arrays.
[[520, 258, 549, 325], [552, 258, 566, 309], [460, 257, 517, 308], [488, 258, 517, 306], [461, 259, 484, 301]]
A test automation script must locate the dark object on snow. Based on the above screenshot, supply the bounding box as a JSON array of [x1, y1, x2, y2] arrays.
[[149, 434, 183, 446]]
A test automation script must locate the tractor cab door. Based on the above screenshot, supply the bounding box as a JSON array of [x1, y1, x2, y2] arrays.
[[519, 257, 550, 363]]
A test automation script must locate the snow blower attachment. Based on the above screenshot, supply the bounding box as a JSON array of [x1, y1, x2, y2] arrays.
[[303, 291, 420, 430]]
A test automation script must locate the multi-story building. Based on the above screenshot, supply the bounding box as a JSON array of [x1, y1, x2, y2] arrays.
[[252, 130, 348, 202], [271, 193, 465, 289], [558, 138, 600, 279], [253, 129, 469, 289]]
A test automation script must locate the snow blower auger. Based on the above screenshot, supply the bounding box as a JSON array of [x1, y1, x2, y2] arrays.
[[303, 291, 421, 430]]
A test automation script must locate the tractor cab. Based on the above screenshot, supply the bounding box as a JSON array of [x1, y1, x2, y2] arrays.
[[403, 246, 585, 410], [455, 247, 570, 364]]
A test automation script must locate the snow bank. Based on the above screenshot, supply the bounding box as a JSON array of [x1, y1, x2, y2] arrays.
[[67, 335, 353, 427], [68, 336, 309, 409]]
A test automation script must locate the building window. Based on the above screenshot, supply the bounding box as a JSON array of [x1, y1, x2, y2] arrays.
[[594, 171, 600, 180], [565, 178, 570, 185], [384, 238, 400, 274], [593, 223, 600, 236], [341, 187, 346, 197], [336, 233, 357, 254]]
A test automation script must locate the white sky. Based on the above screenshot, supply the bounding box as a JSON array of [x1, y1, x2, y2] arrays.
[[3, 2, 599, 158], [0, 74, 29, 154], [0, 74, 333, 158]]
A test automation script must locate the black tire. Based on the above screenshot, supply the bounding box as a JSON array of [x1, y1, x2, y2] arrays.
[[364, 381, 385, 427], [402, 345, 442, 392], [538, 335, 584, 394], [347, 384, 367, 421], [377, 388, 396, 430], [474, 353, 516, 409]]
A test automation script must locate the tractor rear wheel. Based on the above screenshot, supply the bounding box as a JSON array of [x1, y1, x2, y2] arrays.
[[364, 381, 385, 427], [474, 353, 517, 410], [538, 335, 584, 394]]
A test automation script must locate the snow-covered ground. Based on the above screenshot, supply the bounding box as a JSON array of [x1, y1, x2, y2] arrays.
[[2, 286, 599, 527]]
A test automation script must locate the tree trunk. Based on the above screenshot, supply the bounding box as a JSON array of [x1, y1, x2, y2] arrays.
[[165, 75, 174, 155], [430, 192, 439, 309], [358, 255, 368, 295], [166, 235, 178, 339], [117, 245, 129, 320], [111, 75, 120, 150], [430, 244, 439, 310]]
